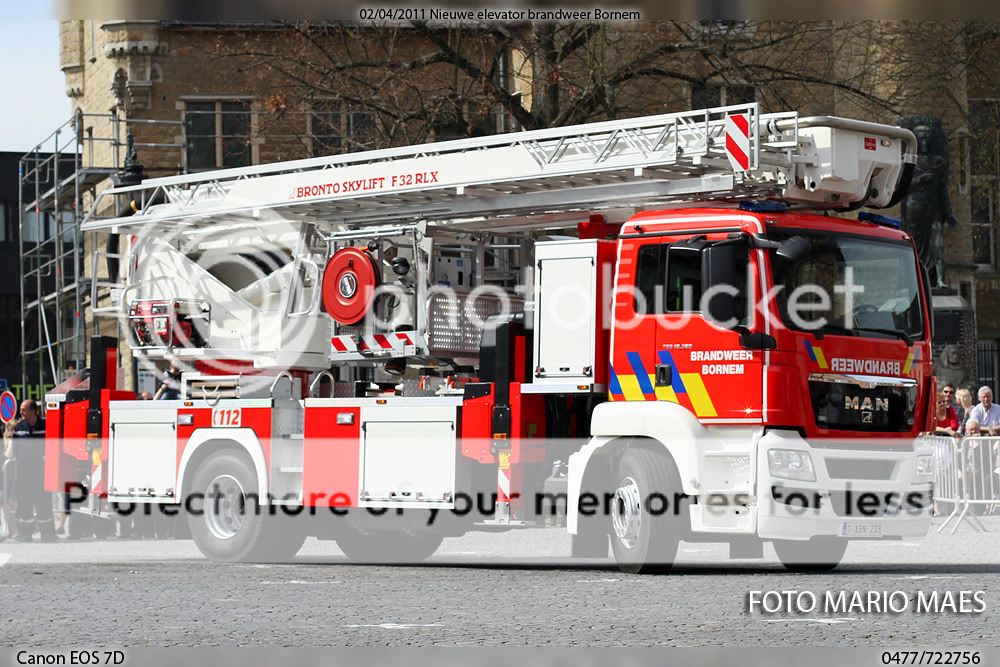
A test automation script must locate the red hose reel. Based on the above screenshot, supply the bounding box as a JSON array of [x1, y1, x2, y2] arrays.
[[321, 247, 381, 325]]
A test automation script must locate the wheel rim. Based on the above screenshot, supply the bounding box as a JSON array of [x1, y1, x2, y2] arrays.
[[612, 476, 642, 550], [204, 474, 247, 540]]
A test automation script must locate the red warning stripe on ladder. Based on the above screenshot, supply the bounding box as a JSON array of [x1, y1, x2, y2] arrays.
[[331, 332, 416, 354], [725, 112, 751, 172]]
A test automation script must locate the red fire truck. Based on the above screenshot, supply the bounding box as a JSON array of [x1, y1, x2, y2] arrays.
[[44, 104, 936, 572]]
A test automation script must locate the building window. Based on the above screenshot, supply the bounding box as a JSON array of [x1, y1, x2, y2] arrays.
[[691, 83, 757, 110], [308, 104, 376, 157], [184, 100, 252, 171], [0, 294, 18, 364], [970, 100, 999, 177], [969, 99, 1000, 268], [979, 339, 999, 392], [20, 211, 57, 243], [971, 182, 996, 267]]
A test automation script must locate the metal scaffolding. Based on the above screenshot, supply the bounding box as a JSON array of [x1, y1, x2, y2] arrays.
[[18, 110, 182, 394]]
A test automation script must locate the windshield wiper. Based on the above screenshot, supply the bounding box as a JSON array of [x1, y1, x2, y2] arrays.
[[851, 327, 912, 343], [811, 324, 856, 340], [809, 324, 912, 342]]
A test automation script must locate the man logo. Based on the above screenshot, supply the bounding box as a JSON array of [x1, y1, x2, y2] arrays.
[[844, 396, 889, 412]]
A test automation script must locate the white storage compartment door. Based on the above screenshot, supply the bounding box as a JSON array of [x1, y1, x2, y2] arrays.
[[535, 252, 596, 380], [109, 415, 178, 499], [359, 405, 457, 507]]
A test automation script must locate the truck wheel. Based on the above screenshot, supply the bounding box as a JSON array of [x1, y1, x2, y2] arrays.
[[609, 449, 683, 574], [187, 450, 305, 562], [773, 537, 848, 572], [570, 530, 609, 558], [336, 528, 443, 564]]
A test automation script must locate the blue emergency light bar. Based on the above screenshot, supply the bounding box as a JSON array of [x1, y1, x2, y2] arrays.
[[857, 211, 903, 228], [739, 201, 787, 213]]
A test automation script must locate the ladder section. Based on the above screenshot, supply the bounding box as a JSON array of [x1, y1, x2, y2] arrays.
[[82, 104, 804, 233], [81, 102, 917, 235]]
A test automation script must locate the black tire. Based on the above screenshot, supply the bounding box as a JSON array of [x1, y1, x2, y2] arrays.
[[570, 529, 609, 558], [336, 528, 443, 564], [609, 448, 684, 574], [773, 537, 848, 572], [187, 450, 306, 562]]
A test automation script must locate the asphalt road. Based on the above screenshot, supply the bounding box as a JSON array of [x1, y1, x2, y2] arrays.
[[1, 518, 998, 647]]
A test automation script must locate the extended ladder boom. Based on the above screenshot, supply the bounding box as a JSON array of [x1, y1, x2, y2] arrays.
[[81, 103, 916, 233]]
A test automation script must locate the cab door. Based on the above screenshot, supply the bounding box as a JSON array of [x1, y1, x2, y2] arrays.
[[611, 232, 765, 423], [657, 232, 764, 422], [609, 237, 668, 403]]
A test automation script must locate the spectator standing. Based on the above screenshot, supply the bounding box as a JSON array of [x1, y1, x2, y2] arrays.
[[153, 362, 183, 400], [967, 386, 1000, 436], [955, 388, 973, 435], [11, 400, 56, 542], [933, 390, 959, 436], [942, 384, 963, 426]]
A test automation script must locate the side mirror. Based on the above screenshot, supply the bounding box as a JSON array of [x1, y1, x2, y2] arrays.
[[776, 235, 811, 263], [702, 240, 744, 328]]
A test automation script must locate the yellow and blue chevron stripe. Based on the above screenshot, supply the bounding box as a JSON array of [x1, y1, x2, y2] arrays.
[[902, 347, 920, 374], [608, 350, 717, 418], [803, 340, 828, 369]]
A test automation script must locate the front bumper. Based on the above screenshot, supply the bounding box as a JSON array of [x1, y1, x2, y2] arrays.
[[755, 430, 934, 541]]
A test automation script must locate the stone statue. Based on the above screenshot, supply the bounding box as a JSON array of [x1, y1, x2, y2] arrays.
[[113, 132, 144, 187], [898, 116, 957, 287], [934, 343, 966, 390]]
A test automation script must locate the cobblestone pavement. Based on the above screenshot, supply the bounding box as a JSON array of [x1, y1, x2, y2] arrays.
[[1, 518, 998, 646]]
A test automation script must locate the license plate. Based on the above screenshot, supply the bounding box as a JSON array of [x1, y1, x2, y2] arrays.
[[840, 520, 883, 537]]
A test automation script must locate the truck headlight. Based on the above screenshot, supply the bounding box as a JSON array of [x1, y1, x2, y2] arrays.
[[767, 449, 816, 482], [914, 455, 934, 482]]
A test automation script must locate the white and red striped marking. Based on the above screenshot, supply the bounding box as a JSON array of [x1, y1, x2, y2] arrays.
[[90, 459, 104, 495], [497, 466, 511, 503], [724, 112, 752, 172], [495, 449, 512, 522], [331, 332, 415, 354]]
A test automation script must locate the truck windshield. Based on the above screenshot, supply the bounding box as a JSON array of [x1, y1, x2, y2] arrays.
[[769, 231, 924, 341]]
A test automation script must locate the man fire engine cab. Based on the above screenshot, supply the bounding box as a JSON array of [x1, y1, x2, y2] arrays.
[[566, 204, 933, 572]]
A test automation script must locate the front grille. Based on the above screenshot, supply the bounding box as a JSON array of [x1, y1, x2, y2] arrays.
[[809, 375, 916, 433], [825, 459, 897, 480]]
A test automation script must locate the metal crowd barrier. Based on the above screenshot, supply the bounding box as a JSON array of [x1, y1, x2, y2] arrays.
[[924, 434, 1000, 534], [1, 458, 14, 539]]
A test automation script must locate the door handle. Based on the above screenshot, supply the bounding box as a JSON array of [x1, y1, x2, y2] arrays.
[[655, 364, 673, 387]]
